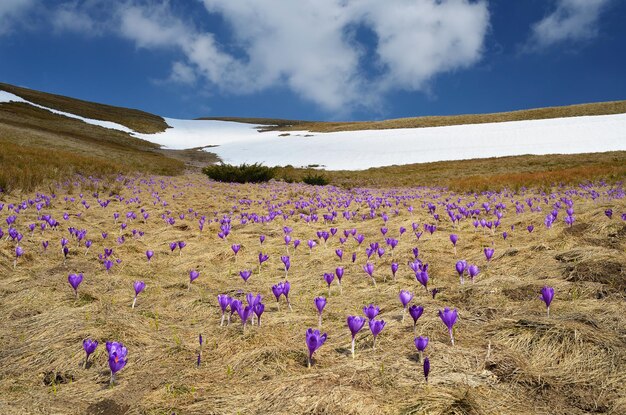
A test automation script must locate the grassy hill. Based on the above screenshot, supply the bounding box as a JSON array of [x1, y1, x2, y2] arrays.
[[0, 83, 187, 192], [1, 82, 625, 193], [202, 100, 626, 132]]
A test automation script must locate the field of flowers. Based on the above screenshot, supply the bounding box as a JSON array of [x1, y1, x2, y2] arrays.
[[1, 174, 625, 414]]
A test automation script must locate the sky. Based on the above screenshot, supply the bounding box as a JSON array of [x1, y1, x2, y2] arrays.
[[0, 0, 625, 121]]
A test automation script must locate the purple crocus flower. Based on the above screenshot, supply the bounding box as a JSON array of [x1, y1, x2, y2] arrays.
[[178, 241, 186, 255], [305, 328, 327, 368], [259, 234, 266, 245], [14, 246, 24, 269], [131, 281, 146, 309], [272, 283, 284, 309], [106, 341, 128, 384], [239, 270, 252, 283], [363, 304, 380, 320], [540, 286, 555, 317], [369, 319, 386, 349], [169, 242, 177, 252], [391, 263, 399, 281], [399, 290, 413, 322], [258, 252, 269, 270], [347, 315, 366, 358], [409, 305, 424, 334], [450, 234, 458, 250], [254, 303, 265, 326], [189, 270, 200, 289], [423, 357, 430, 383], [314, 296, 327, 327], [82, 338, 98, 368], [438, 307, 459, 346], [416, 270, 429, 291], [237, 305, 253, 330], [335, 266, 344, 292], [363, 263, 376, 286], [605, 209, 613, 219], [68, 273, 83, 298], [198, 334, 203, 367], [455, 260, 467, 284], [335, 249, 343, 261], [415, 336, 428, 354], [468, 264, 479, 283], [527, 225, 534, 233], [484, 247, 494, 262], [281, 255, 290, 275], [323, 272, 335, 296], [218, 294, 231, 326], [146, 250, 154, 262], [231, 244, 241, 257], [351, 252, 357, 263]]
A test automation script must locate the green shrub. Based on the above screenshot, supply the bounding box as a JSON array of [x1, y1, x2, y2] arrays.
[[302, 173, 329, 186], [202, 163, 277, 183]]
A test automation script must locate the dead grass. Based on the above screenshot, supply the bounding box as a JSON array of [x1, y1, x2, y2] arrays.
[[203, 100, 626, 133], [0, 83, 168, 134], [276, 151, 626, 191], [0, 102, 185, 191], [0, 174, 624, 414]]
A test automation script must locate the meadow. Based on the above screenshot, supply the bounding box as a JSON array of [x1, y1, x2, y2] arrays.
[[1, 173, 625, 415]]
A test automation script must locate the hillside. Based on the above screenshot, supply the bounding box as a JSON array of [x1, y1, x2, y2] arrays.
[[1, 82, 625, 193], [0, 84, 189, 192], [201, 100, 626, 132]]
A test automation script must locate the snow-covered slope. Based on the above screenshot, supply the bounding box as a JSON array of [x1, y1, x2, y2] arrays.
[[2, 90, 625, 170], [0, 91, 135, 133], [135, 114, 626, 170]]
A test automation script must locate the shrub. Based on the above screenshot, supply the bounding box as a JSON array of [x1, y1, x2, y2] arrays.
[[302, 173, 329, 186], [202, 163, 277, 183]]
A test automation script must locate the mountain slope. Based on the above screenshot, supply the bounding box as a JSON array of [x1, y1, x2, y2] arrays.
[[0, 82, 168, 134], [0, 84, 186, 192], [201, 100, 626, 132]]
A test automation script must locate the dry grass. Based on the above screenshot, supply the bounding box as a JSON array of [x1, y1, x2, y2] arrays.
[[276, 151, 626, 192], [1, 174, 625, 414], [0, 102, 185, 192], [0, 83, 168, 134], [203, 100, 626, 133]]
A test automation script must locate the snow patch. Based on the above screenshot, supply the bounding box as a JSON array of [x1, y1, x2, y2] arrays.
[[136, 113, 626, 170]]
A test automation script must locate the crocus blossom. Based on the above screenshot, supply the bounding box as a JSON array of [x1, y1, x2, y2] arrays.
[[305, 328, 327, 368]]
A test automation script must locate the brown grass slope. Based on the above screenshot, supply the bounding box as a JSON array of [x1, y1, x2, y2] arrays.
[[0, 82, 168, 134], [276, 151, 626, 192], [202, 100, 626, 133], [0, 101, 184, 192], [0, 176, 624, 414]]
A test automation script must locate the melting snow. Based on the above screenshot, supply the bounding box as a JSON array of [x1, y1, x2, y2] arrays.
[[2, 90, 625, 170], [137, 114, 626, 170]]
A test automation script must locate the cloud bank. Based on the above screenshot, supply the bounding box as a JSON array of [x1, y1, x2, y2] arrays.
[[527, 0, 611, 49], [4, 0, 491, 113]]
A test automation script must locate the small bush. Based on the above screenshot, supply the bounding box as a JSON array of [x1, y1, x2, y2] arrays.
[[202, 163, 277, 183], [302, 173, 329, 186]]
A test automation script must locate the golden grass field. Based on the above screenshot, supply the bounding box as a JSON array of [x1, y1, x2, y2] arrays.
[[202, 100, 626, 132], [1, 174, 625, 414]]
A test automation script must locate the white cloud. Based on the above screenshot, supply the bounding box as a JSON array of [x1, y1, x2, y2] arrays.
[[169, 61, 197, 85], [52, 2, 99, 34], [46, 0, 491, 113], [527, 0, 611, 49], [0, 0, 37, 35]]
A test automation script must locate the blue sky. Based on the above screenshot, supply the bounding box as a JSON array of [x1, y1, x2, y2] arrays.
[[1, 0, 624, 121]]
